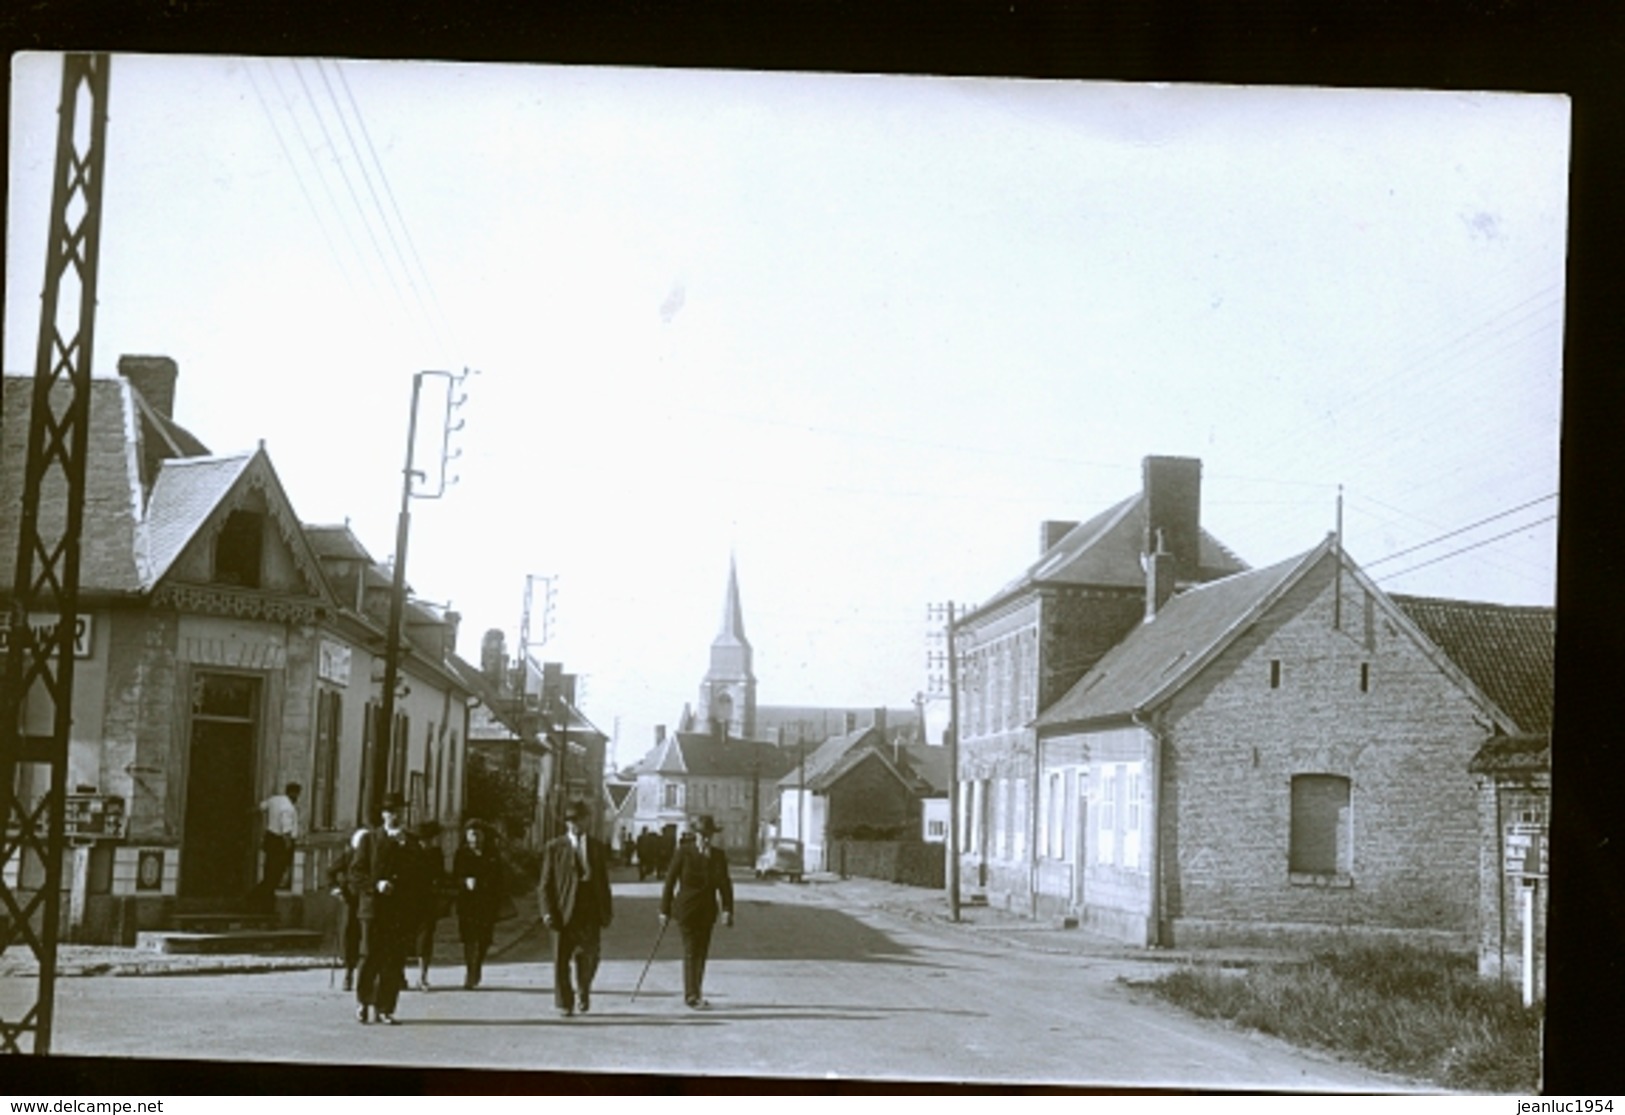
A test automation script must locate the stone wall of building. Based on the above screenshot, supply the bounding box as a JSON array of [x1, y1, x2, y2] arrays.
[[1158, 558, 1485, 948]]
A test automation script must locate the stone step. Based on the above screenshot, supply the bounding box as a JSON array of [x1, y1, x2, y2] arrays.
[[170, 912, 279, 933], [135, 928, 324, 955]]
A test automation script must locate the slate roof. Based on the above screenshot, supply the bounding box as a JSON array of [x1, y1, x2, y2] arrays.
[[776, 726, 942, 795], [899, 742, 951, 794], [638, 732, 796, 781], [778, 727, 881, 790], [1036, 544, 1316, 729], [141, 452, 256, 588], [1390, 595, 1556, 735], [972, 492, 1248, 621], [754, 706, 918, 747], [304, 523, 373, 561], [2, 376, 146, 594]]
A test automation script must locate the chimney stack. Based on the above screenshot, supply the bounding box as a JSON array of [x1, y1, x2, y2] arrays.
[[118, 355, 178, 420], [1142, 456, 1202, 583], [656, 725, 667, 745], [873, 707, 888, 735], [1040, 520, 1078, 554], [444, 611, 462, 659], [480, 629, 506, 687], [1145, 529, 1177, 620]]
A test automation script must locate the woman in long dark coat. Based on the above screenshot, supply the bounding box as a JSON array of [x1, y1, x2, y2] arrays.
[[452, 820, 502, 989]]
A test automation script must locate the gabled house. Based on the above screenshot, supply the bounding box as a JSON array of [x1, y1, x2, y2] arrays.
[[1032, 534, 1523, 948], [776, 712, 944, 872], [2, 357, 476, 942], [629, 727, 794, 863], [952, 455, 1248, 913]]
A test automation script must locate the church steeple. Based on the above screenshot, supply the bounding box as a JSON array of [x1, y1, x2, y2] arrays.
[[700, 554, 756, 738], [717, 552, 747, 645]]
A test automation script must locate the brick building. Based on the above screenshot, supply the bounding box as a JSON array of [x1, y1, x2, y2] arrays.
[[1034, 535, 1522, 948], [951, 456, 1247, 913]]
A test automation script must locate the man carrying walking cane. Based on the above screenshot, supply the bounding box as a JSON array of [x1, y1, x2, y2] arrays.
[[658, 815, 733, 1010]]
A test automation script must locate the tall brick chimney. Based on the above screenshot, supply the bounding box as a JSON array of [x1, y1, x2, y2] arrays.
[[1040, 520, 1078, 554], [1142, 456, 1202, 583], [480, 629, 506, 688], [443, 610, 462, 659], [118, 355, 178, 419], [1144, 530, 1178, 620]]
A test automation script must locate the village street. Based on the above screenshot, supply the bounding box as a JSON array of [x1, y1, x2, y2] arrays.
[[1, 872, 1422, 1094]]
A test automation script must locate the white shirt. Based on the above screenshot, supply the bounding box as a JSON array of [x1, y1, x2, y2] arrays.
[[261, 793, 299, 839]]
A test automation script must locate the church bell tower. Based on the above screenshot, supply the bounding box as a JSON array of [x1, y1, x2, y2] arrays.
[[699, 555, 756, 739]]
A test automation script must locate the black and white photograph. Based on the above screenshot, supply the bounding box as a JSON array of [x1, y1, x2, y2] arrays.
[[0, 7, 1612, 1098]]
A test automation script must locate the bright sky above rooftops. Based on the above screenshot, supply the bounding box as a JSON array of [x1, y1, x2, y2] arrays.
[[4, 55, 1568, 765]]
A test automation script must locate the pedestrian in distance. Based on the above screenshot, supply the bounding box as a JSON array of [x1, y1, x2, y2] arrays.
[[452, 819, 501, 989], [325, 826, 368, 991], [409, 819, 451, 991], [537, 799, 613, 1017], [635, 827, 656, 880], [350, 792, 421, 1025], [248, 781, 301, 914], [659, 814, 734, 1010]]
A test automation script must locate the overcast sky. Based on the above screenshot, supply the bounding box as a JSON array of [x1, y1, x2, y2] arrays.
[[5, 54, 1568, 767]]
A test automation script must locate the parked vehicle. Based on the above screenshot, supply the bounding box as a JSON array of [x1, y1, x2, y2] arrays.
[[755, 838, 804, 883]]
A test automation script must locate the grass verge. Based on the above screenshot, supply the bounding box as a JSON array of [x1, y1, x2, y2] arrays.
[[1141, 941, 1541, 1092]]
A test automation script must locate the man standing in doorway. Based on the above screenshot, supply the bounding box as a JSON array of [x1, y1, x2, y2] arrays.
[[660, 814, 734, 1010], [538, 799, 614, 1017], [250, 781, 301, 913]]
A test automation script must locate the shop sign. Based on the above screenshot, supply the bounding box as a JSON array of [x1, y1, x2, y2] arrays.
[[318, 638, 352, 685], [1504, 822, 1548, 878], [0, 612, 93, 658]]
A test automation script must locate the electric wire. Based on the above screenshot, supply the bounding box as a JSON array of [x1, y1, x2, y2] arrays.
[[328, 60, 460, 360], [1370, 514, 1558, 584], [288, 59, 418, 335], [244, 61, 355, 289]]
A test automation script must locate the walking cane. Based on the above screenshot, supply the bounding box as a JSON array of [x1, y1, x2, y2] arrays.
[[630, 916, 670, 1003], [328, 893, 344, 990]]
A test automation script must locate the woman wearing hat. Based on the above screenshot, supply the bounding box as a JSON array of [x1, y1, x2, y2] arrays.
[[452, 819, 502, 989], [659, 814, 734, 1010], [538, 799, 614, 1017], [350, 791, 420, 1025]]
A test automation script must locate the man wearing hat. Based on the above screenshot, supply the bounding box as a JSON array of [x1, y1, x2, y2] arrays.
[[350, 791, 420, 1025], [659, 814, 734, 1010], [538, 799, 614, 1017]]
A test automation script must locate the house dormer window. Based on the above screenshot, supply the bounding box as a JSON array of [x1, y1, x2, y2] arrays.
[[214, 510, 264, 588]]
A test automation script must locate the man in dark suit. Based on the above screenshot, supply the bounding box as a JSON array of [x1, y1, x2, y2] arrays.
[[659, 814, 734, 1010], [538, 799, 614, 1017], [350, 792, 420, 1025]]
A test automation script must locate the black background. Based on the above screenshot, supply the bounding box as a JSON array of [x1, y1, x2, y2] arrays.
[[2, 0, 1620, 1097]]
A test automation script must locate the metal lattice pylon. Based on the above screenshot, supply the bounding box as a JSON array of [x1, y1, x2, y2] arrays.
[[0, 53, 110, 1056]]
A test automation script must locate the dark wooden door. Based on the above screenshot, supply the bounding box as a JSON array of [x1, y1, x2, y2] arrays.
[[180, 673, 260, 901]]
